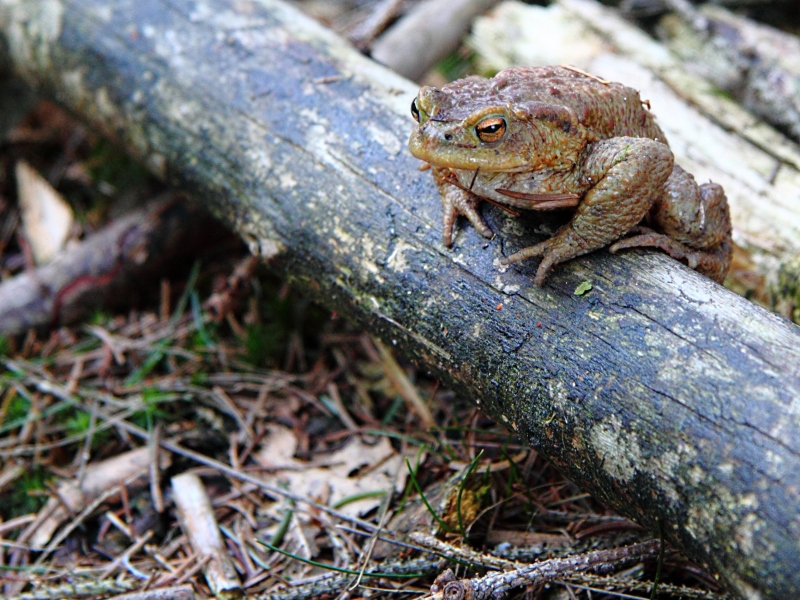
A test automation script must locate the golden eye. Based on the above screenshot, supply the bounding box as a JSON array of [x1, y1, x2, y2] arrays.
[[411, 98, 420, 122], [476, 117, 506, 143]]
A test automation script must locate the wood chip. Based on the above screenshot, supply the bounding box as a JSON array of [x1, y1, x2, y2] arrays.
[[171, 472, 243, 599], [15, 160, 74, 265]]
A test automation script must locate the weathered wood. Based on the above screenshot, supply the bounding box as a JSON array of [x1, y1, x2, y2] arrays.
[[659, 2, 800, 144], [2, 1, 800, 598]]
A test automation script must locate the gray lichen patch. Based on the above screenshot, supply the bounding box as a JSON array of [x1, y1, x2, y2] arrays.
[[683, 480, 770, 562], [386, 239, 418, 273], [365, 122, 404, 158], [242, 232, 285, 261], [639, 438, 697, 497], [320, 215, 388, 286], [735, 512, 763, 556], [546, 378, 578, 421], [590, 414, 642, 482], [230, 209, 285, 259], [3, 0, 64, 73], [358, 236, 382, 278], [646, 448, 682, 503]]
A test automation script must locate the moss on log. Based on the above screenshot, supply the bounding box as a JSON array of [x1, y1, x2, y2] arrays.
[[2, 1, 800, 597]]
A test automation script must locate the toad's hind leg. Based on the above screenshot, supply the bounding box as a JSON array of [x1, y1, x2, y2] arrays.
[[501, 137, 674, 285], [609, 165, 732, 283]]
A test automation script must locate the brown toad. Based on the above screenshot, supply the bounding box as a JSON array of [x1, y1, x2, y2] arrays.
[[408, 66, 732, 285]]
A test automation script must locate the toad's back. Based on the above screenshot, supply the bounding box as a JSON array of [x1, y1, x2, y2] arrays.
[[436, 66, 667, 143]]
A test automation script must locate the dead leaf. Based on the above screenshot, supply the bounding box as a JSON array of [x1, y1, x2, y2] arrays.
[[16, 160, 74, 264], [256, 425, 408, 517], [26, 447, 171, 549]]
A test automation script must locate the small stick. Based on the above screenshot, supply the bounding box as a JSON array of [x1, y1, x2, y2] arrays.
[[107, 586, 195, 600], [100, 530, 155, 578], [375, 339, 436, 429], [408, 532, 518, 570], [561, 65, 611, 85], [25, 446, 171, 549], [171, 472, 243, 598], [149, 424, 165, 513], [8, 579, 137, 600], [420, 540, 661, 600]]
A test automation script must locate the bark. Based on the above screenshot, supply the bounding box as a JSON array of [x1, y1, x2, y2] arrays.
[[1, 1, 800, 598]]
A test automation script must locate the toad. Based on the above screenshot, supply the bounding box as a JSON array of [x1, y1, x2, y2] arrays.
[[408, 66, 731, 285]]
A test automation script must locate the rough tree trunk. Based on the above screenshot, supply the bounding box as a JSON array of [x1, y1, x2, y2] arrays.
[[2, 1, 800, 598]]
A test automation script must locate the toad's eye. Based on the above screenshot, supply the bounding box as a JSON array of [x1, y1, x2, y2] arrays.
[[411, 98, 420, 122], [476, 117, 507, 143]]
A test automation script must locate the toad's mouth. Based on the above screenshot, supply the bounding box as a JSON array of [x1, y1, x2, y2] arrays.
[[408, 129, 528, 171]]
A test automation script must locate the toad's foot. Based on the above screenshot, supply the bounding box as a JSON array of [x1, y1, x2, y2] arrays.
[[609, 227, 730, 283], [440, 186, 494, 246], [501, 236, 590, 286], [435, 167, 494, 246]]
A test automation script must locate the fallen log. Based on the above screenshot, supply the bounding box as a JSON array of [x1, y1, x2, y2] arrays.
[[2, 1, 800, 598]]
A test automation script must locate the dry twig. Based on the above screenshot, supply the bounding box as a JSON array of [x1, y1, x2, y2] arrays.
[[172, 472, 243, 598], [420, 541, 661, 600]]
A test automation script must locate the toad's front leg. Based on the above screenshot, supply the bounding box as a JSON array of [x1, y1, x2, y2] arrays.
[[433, 166, 494, 246], [501, 138, 674, 285]]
